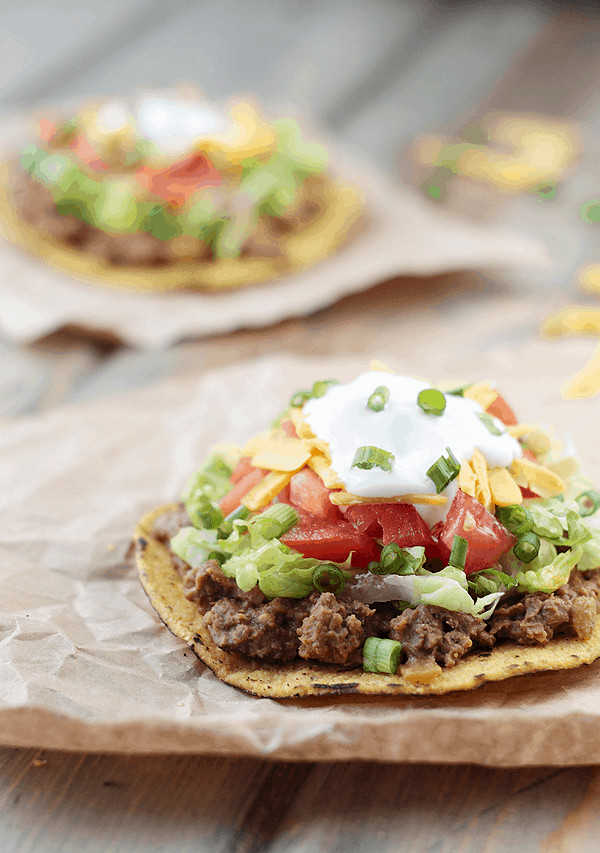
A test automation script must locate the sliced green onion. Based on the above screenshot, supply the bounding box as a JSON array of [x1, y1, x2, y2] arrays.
[[496, 504, 533, 535], [250, 503, 299, 539], [367, 386, 390, 412], [352, 445, 395, 472], [224, 505, 251, 524], [446, 383, 472, 397], [449, 534, 468, 570], [363, 637, 403, 674], [312, 379, 338, 398], [312, 564, 346, 594], [369, 543, 403, 575], [368, 544, 422, 576], [290, 390, 312, 408], [575, 490, 600, 517], [478, 412, 502, 436], [513, 531, 541, 563], [426, 447, 460, 493], [417, 388, 446, 416], [289, 379, 338, 408]]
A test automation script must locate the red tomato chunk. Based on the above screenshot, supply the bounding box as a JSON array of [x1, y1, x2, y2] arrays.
[[288, 468, 341, 521], [281, 510, 379, 568], [485, 393, 518, 426], [219, 468, 265, 516], [438, 490, 515, 574], [344, 503, 442, 561]]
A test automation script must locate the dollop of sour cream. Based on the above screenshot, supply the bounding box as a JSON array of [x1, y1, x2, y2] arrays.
[[134, 95, 232, 157], [303, 372, 523, 525]]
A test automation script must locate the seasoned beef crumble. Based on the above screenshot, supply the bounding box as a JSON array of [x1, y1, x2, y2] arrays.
[[389, 606, 495, 670], [151, 507, 600, 670]]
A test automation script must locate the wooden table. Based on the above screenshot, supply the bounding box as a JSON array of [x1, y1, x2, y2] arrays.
[[2, 2, 600, 849]]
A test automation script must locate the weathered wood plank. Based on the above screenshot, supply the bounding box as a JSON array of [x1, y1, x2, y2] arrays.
[[0, 748, 596, 853]]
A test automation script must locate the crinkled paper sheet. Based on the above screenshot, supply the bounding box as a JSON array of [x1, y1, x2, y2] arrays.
[[2, 348, 600, 765], [0, 114, 549, 349]]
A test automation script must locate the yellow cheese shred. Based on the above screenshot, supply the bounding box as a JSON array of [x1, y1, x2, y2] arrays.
[[330, 491, 447, 507], [562, 341, 600, 400], [250, 436, 311, 473], [488, 467, 523, 506], [242, 471, 293, 512], [307, 455, 345, 489], [463, 381, 498, 411], [510, 458, 565, 499], [458, 459, 476, 498], [470, 448, 494, 513], [369, 360, 395, 373]]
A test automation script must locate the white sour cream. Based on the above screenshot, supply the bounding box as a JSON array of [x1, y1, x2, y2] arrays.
[[134, 95, 232, 157], [303, 372, 523, 525]]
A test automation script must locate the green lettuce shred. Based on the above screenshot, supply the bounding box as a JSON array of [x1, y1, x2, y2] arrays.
[[515, 546, 583, 594], [410, 567, 501, 618], [571, 527, 600, 572], [182, 453, 233, 530]]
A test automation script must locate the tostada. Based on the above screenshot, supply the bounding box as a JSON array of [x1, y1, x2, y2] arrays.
[[1, 88, 362, 292], [135, 365, 600, 696]]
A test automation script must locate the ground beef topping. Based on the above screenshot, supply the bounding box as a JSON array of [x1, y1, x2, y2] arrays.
[[185, 559, 266, 609], [204, 597, 311, 662], [389, 605, 495, 670], [488, 569, 600, 644], [297, 592, 377, 667]]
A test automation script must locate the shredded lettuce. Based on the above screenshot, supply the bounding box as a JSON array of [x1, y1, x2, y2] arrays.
[[349, 563, 501, 616], [527, 504, 592, 547], [515, 546, 583, 594], [171, 527, 223, 568], [171, 503, 350, 599], [574, 527, 600, 572], [182, 453, 233, 530]]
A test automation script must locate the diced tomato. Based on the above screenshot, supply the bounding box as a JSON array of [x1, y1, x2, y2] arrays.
[[343, 504, 380, 535], [438, 490, 515, 574], [288, 468, 341, 521], [69, 133, 110, 172], [281, 510, 379, 568], [38, 118, 58, 144], [136, 154, 222, 207], [280, 419, 297, 438], [219, 468, 265, 516], [345, 503, 442, 560], [230, 456, 255, 484], [276, 484, 290, 504], [485, 393, 518, 426]]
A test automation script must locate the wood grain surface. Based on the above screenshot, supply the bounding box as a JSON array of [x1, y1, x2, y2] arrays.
[[2, 0, 600, 850]]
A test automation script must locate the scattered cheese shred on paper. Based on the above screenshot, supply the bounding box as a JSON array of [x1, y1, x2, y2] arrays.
[[562, 341, 600, 400]]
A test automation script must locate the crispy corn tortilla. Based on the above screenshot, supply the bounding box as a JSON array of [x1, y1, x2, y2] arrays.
[[0, 165, 363, 293], [135, 504, 600, 698]]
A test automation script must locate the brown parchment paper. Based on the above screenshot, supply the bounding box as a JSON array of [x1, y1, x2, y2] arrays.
[[2, 346, 600, 766], [0, 114, 549, 349]]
